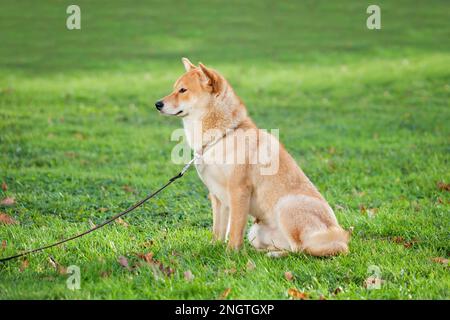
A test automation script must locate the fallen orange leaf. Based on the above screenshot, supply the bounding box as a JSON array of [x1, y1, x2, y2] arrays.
[[288, 288, 308, 300], [359, 204, 366, 214], [0, 213, 17, 225], [219, 288, 231, 300], [137, 252, 154, 264], [122, 185, 135, 193], [115, 217, 129, 228], [437, 182, 450, 192], [158, 263, 175, 277], [392, 236, 405, 244], [19, 259, 29, 272], [136, 252, 175, 276], [392, 236, 418, 248], [431, 257, 449, 265]]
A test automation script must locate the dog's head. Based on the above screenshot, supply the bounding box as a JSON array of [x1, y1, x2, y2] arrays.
[[155, 58, 225, 119]]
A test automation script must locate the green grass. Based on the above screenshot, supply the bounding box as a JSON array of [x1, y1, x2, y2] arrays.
[[0, 0, 449, 299]]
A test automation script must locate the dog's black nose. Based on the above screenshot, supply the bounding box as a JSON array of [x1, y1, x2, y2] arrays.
[[155, 101, 164, 110]]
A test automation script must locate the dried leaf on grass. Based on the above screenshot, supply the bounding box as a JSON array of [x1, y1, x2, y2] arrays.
[[48, 256, 67, 274], [88, 220, 96, 228], [136, 252, 175, 277], [19, 259, 29, 272], [431, 257, 449, 265], [224, 267, 237, 275], [0, 197, 15, 206], [359, 204, 378, 217], [359, 204, 366, 214], [137, 252, 154, 263], [100, 271, 111, 278], [284, 271, 294, 281], [392, 236, 418, 248], [115, 217, 129, 228], [363, 276, 385, 288], [184, 270, 194, 282], [141, 240, 154, 248], [122, 185, 135, 193], [287, 288, 308, 300], [333, 287, 343, 295], [118, 256, 130, 270], [0, 213, 17, 225], [246, 260, 256, 270], [219, 288, 231, 300], [437, 181, 450, 192]]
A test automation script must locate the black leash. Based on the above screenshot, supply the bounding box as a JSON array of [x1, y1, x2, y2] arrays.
[[0, 158, 196, 263]]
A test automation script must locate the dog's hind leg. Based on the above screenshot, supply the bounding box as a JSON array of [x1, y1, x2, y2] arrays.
[[276, 195, 349, 256], [248, 221, 291, 252], [247, 223, 265, 249]]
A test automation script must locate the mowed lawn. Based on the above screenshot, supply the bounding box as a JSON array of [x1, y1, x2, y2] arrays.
[[0, 0, 449, 299]]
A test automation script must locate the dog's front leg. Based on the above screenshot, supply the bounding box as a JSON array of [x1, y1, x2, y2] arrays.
[[227, 186, 251, 250], [210, 194, 229, 241], [210, 194, 221, 240]]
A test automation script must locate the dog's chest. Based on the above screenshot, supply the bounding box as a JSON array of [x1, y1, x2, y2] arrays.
[[195, 162, 229, 203]]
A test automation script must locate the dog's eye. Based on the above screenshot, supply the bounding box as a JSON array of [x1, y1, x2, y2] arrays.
[[179, 88, 187, 93]]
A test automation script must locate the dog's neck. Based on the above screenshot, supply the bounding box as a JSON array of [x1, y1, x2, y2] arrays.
[[182, 86, 248, 153]]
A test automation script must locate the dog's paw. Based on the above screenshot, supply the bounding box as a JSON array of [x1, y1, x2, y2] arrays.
[[266, 251, 289, 258], [226, 243, 242, 252], [211, 237, 224, 245]]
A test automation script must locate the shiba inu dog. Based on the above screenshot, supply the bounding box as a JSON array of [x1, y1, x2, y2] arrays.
[[155, 58, 349, 256]]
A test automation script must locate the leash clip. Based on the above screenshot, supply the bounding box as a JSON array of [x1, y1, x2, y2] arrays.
[[180, 153, 201, 176]]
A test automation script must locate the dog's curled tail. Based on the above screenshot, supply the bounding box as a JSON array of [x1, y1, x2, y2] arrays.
[[301, 226, 350, 257]]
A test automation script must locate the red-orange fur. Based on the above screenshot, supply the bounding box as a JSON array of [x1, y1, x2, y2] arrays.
[[157, 58, 350, 256]]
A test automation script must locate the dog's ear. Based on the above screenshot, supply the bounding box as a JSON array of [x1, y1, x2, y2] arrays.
[[181, 57, 196, 72], [199, 63, 222, 94]]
